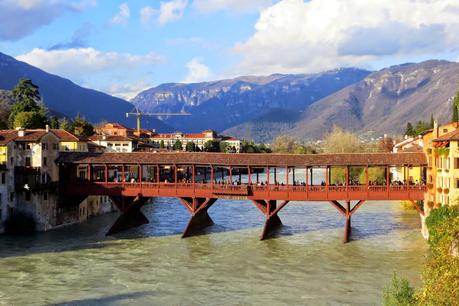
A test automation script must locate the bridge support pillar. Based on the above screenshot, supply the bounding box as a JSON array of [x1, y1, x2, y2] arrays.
[[252, 200, 289, 240], [329, 200, 365, 243], [179, 198, 217, 238], [107, 195, 150, 235]]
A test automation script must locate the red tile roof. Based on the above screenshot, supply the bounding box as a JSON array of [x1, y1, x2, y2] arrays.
[[51, 129, 83, 142], [0, 130, 18, 145], [14, 130, 48, 142], [57, 151, 427, 167], [433, 129, 459, 142]]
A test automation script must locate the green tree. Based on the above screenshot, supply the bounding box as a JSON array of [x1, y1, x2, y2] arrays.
[[204, 140, 220, 152], [9, 79, 49, 128], [453, 102, 459, 123], [405, 122, 415, 136], [185, 141, 196, 152], [219, 141, 229, 153], [49, 116, 59, 129], [322, 126, 363, 153], [383, 273, 416, 306], [271, 135, 296, 153], [173, 140, 183, 151], [429, 114, 434, 128], [59, 117, 72, 131], [160, 139, 165, 149], [72, 114, 94, 136], [13, 111, 47, 129]]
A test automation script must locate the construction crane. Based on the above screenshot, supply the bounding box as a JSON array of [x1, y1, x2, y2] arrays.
[[125, 107, 191, 134]]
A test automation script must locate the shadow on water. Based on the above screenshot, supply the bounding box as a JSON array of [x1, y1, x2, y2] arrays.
[[48, 291, 156, 306], [0, 198, 422, 259]]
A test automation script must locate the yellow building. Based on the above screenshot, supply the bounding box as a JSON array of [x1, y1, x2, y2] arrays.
[[423, 121, 459, 213], [51, 129, 88, 152]]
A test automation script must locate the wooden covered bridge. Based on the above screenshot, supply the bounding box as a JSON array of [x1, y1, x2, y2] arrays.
[[57, 151, 427, 242]]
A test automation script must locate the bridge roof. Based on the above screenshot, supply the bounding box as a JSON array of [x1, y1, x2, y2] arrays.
[[56, 152, 427, 167]]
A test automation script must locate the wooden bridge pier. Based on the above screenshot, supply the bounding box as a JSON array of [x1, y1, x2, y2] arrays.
[[328, 200, 366, 242], [252, 200, 289, 240], [179, 197, 217, 238], [107, 195, 150, 235]]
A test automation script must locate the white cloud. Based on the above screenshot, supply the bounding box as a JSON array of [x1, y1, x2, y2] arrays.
[[15, 48, 164, 97], [140, 6, 157, 27], [0, 0, 95, 41], [183, 57, 211, 83], [158, 0, 188, 25], [193, 0, 272, 13], [233, 0, 459, 75], [101, 81, 152, 100], [111, 3, 130, 25]]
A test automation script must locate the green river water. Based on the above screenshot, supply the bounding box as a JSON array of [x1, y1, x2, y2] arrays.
[[0, 197, 427, 306]]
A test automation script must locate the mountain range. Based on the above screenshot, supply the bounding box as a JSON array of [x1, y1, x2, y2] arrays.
[[130, 69, 371, 137], [1, 50, 458, 142], [133, 60, 459, 142]]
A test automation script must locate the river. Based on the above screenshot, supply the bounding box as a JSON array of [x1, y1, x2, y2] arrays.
[[0, 195, 427, 305]]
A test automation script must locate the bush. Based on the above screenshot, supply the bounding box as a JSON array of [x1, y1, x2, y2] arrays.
[[4, 211, 36, 235], [425, 205, 459, 246], [383, 273, 416, 306]]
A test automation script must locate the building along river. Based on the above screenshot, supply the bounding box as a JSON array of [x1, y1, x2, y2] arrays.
[[0, 195, 427, 305]]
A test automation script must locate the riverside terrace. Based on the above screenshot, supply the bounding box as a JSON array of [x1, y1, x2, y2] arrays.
[[56, 151, 427, 242]]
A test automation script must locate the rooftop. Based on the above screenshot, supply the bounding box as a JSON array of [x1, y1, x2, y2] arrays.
[[56, 151, 427, 167]]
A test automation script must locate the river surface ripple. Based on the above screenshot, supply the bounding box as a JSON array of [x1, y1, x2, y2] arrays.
[[0, 198, 427, 306]]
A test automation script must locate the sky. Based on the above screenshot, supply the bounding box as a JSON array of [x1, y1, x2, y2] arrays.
[[1, 0, 459, 100]]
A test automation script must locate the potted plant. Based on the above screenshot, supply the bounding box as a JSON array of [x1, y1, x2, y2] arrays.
[[444, 188, 449, 194], [427, 201, 434, 208], [437, 187, 443, 193]]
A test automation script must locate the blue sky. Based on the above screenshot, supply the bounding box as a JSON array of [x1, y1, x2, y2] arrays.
[[1, 0, 459, 99]]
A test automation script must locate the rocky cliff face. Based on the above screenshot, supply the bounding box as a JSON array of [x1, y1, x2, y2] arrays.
[[131, 68, 371, 133], [283, 60, 459, 140]]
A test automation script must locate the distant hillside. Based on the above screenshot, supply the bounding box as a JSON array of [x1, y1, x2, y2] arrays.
[[131, 68, 371, 133], [284, 60, 459, 140], [0, 52, 173, 132]]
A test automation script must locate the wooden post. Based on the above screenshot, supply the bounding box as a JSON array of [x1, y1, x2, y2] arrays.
[[386, 165, 390, 193], [104, 164, 108, 184], [121, 164, 124, 186], [346, 166, 349, 192], [156, 165, 160, 183], [286, 167, 289, 185], [229, 166, 232, 184], [325, 166, 329, 192], [88, 163, 91, 182], [210, 165, 214, 186], [248, 166, 251, 184]]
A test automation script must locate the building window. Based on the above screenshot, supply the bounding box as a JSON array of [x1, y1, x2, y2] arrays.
[[456, 179, 459, 188], [10, 157, 13, 165], [43, 157, 47, 166], [25, 191, 31, 201], [9, 192, 13, 202], [455, 158, 459, 169], [1, 172, 5, 184], [53, 143, 59, 150], [25, 157, 31, 167], [42, 143, 48, 150], [443, 128, 448, 133], [43, 192, 48, 201]]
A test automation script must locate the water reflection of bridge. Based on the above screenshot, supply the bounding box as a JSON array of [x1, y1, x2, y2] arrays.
[[57, 152, 427, 242]]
